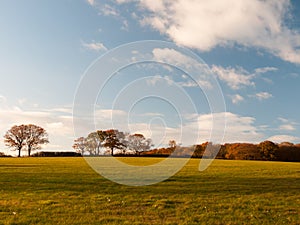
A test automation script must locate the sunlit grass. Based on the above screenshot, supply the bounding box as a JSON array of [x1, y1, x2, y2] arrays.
[[0, 157, 299, 224]]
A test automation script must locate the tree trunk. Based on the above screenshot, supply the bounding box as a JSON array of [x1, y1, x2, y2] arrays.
[[111, 147, 114, 156], [28, 147, 31, 157], [18, 147, 21, 157]]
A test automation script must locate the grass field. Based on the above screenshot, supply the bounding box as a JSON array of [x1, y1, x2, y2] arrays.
[[0, 157, 299, 225]]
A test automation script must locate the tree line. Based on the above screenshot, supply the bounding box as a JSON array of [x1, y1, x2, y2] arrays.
[[72, 129, 153, 156], [144, 141, 300, 162]]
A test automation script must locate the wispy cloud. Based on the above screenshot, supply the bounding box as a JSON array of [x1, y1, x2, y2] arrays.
[[212, 65, 254, 90], [151, 48, 276, 91], [279, 124, 296, 131], [254, 92, 273, 101], [151, 48, 213, 89], [230, 94, 244, 104], [254, 67, 278, 74], [277, 117, 297, 131], [184, 112, 264, 144], [267, 135, 300, 143], [99, 4, 119, 17], [145, 75, 173, 86], [82, 41, 107, 52], [121, 20, 129, 31], [152, 48, 200, 68]]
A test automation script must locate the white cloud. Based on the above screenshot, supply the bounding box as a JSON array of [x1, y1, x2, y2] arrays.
[[141, 112, 164, 117], [86, 0, 95, 6], [152, 48, 213, 89], [111, 44, 275, 93], [82, 41, 107, 52], [255, 92, 273, 100], [178, 80, 197, 88], [183, 112, 264, 144], [254, 67, 278, 74], [99, 4, 119, 17], [278, 117, 289, 123], [87, 1, 300, 63], [211, 65, 277, 90], [135, 0, 300, 64], [279, 124, 296, 131], [146, 75, 167, 86], [230, 94, 244, 104], [212, 65, 254, 90], [144, 73, 187, 87], [222, 112, 263, 143], [152, 48, 199, 68], [121, 20, 129, 31], [277, 117, 297, 131], [267, 135, 300, 143], [115, 0, 133, 4]]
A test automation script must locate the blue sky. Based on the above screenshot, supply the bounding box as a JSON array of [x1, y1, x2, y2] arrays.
[[1, 0, 300, 154]]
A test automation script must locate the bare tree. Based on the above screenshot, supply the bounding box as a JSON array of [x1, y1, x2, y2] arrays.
[[4, 124, 49, 157]]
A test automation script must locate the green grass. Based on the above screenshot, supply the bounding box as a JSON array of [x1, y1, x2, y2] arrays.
[[0, 157, 299, 225]]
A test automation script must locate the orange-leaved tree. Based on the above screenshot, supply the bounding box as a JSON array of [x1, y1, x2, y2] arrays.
[[102, 129, 126, 156], [4, 124, 49, 157]]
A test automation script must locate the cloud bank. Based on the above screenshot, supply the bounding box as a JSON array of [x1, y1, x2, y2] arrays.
[[111, 0, 300, 64]]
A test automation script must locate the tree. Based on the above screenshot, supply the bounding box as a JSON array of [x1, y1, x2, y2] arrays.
[[128, 133, 153, 155], [224, 143, 260, 160], [258, 140, 279, 160], [86, 131, 107, 156], [4, 124, 49, 157], [4, 125, 27, 157], [102, 129, 126, 156], [23, 124, 49, 156], [72, 137, 87, 155], [193, 144, 204, 158], [168, 140, 177, 149]]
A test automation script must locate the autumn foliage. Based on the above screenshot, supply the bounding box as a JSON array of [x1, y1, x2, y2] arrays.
[[73, 129, 153, 156], [4, 124, 49, 157], [146, 141, 300, 162]]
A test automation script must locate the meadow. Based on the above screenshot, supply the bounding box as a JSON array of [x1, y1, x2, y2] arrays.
[[0, 157, 299, 225]]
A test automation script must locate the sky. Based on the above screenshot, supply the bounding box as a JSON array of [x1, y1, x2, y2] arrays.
[[0, 0, 300, 155]]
